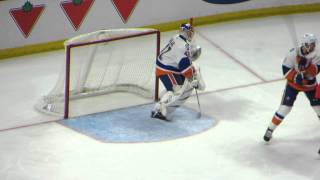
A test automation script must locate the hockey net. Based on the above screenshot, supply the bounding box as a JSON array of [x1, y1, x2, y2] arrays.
[[35, 28, 160, 118]]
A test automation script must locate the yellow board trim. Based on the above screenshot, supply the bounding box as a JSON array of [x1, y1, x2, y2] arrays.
[[0, 40, 65, 60], [1, 3, 320, 60]]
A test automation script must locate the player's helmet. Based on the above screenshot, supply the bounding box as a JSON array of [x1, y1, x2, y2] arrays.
[[300, 33, 317, 59], [179, 23, 194, 41]]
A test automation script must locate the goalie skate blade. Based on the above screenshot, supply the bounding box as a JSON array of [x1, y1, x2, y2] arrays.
[[152, 115, 171, 122]]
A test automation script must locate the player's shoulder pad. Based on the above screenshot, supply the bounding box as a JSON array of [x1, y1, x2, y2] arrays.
[[174, 36, 188, 49]]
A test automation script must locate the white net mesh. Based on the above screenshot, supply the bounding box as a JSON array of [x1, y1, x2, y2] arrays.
[[35, 28, 158, 116]]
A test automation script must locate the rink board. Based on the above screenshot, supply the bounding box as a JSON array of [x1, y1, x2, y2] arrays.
[[58, 104, 215, 143]]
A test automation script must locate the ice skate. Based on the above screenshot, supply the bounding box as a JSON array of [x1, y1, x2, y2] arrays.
[[263, 128, 273, 142], [151, 111, 168, 121]]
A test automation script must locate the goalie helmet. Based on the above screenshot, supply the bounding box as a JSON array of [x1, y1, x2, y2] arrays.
[[299, 33, 318, 59], [179, 23, 194, 41]]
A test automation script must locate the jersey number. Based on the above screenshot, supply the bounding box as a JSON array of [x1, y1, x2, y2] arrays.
[[159, 39, 175, 59]]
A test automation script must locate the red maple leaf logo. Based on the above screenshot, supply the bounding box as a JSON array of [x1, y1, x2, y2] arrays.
[[9, 3, 45, 38], [111, 0, 139, 23], [61, 0, 95, 31]]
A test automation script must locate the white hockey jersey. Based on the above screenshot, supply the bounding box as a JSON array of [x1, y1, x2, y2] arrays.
[[283, 47, 320, 91], [156, 35, 195, 79]]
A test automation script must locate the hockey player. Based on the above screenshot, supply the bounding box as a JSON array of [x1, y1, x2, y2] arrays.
[[151, 23, 205, 121], [264, 33, 320, 142]]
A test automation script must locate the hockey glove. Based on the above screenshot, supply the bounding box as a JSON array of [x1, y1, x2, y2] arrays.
[[297, 56, 308, 71], [293, 73, 304, 86]]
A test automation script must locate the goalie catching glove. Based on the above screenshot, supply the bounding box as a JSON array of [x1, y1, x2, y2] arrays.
[[189, 45, 202, 61]]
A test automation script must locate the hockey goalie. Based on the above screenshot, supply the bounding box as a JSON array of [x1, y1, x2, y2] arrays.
[[151, 23, 205, 121]]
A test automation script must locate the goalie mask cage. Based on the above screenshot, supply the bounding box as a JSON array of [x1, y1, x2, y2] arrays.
[[36, 28, 160, 118]]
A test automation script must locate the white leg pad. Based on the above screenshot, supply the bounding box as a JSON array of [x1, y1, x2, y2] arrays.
[[154, 80, 194, 116]]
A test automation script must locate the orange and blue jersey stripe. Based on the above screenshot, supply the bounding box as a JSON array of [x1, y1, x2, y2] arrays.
[[156, 58, 194, 78]]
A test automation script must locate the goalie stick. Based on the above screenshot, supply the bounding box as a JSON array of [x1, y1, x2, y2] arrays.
[[190, 17, 202, 118], [195, 88, 202, 118]]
